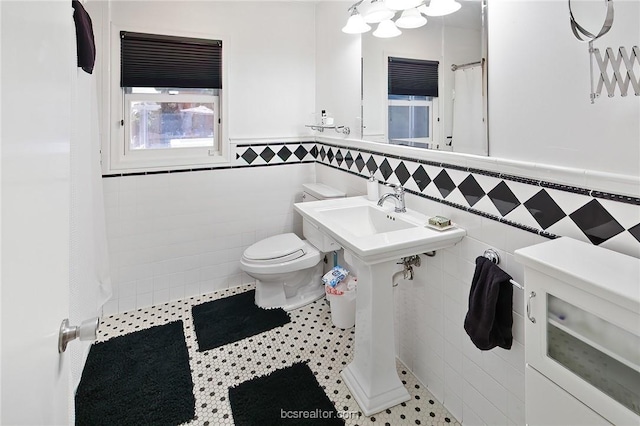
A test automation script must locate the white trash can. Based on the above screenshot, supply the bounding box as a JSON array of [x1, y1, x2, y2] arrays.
[[327, 288, 356, 329]]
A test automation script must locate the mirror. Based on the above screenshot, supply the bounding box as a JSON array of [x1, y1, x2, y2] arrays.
[[361, 0, 487, 155]]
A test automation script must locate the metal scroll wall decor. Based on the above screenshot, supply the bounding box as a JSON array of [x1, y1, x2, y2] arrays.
[[569, 0, 640, 103]]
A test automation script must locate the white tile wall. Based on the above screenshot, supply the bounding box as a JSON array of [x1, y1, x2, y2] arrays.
[[319, 164, 549, 425], [102, 163, 315, 315], [404, 205, 544, 425]]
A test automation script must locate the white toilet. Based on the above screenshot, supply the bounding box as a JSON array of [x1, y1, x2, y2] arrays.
[[240, 183, 346, 311]]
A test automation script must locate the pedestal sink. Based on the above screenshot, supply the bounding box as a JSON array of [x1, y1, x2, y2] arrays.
[[294, 196, 466, 415]]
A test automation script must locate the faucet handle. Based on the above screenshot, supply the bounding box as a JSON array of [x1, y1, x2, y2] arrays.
[[385, 183, 404, 194], [384, 182, 404, 193]]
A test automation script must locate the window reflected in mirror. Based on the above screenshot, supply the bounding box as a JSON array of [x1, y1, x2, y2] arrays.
[[387, 56, 440, 149], [388, 96, 436, 149]]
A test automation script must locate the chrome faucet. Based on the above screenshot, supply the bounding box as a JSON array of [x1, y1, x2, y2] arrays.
[[377, 184, 406, 213]]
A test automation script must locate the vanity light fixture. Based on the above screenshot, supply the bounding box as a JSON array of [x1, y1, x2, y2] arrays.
[[342, 0, 460, 37], [418, 0, 461, 17], [342, 9, 372, 34], [373, 19, 403, 38], [395, 8, 427, 28], [384, 0, 423, 10], [362, 0, 396, 23]]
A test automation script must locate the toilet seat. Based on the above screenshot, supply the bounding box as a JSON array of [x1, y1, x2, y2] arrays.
[[243, 233, 307, 264], [241, 238, 321, 274]]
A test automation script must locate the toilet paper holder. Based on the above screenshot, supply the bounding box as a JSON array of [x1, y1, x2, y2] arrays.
[[58, 317, 100, 353]]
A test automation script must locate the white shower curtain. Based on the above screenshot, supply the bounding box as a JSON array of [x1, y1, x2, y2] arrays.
[[451, 65, 486, 155], [69, 67, 112, 391]]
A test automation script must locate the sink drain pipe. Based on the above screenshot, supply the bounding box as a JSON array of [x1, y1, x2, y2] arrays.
[[393, 255, 422, 287]]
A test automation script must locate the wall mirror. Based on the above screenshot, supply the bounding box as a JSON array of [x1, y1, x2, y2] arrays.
[[360, 0, 488, 156]]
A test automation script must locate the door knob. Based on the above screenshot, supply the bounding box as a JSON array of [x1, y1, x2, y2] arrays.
[[58, 317, 100, 353]]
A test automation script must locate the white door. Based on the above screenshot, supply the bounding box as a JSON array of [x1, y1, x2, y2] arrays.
[[1, 1, 74, 423]]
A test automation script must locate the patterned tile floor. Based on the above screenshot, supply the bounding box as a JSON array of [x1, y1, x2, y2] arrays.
[[98, 284, 460, 426]]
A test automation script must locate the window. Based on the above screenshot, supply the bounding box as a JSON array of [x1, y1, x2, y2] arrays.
[[387, 57, 439, 149], [124, 88, 219, 155], [109, 31, 224, 172], [388, 95, 434, 147]]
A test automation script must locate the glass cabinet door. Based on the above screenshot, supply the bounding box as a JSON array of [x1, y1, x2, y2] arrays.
[[545, 294, 640, 416]]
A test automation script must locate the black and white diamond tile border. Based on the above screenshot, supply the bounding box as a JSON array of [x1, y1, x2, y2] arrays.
[[105, 139, 640, 251], [314, 142, 640, 250], [96, 284, 460, 426], [235, 142, 316, 166]]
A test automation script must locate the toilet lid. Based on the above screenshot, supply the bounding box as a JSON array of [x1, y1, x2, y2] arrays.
[[244, 233, 306, 261]]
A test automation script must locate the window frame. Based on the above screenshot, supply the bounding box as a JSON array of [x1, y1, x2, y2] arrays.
[[387, 96, 436, 145], [106, 25, 229, 173], [123, 92, 220, 161]]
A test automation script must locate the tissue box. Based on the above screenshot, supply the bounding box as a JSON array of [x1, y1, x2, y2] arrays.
[[428, 216, 451, 228]]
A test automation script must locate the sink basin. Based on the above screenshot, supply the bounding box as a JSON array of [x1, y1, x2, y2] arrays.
[[317, 205, 415, 237], [294, 196, 466, 264]]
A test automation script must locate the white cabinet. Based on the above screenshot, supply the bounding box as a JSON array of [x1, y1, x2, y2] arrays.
[[515, 238, 640, 426], [525, 365, 610, 426]]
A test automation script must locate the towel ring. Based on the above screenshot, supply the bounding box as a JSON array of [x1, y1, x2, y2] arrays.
[[482, 248, 524, 290], [483, 249, 500, 265]]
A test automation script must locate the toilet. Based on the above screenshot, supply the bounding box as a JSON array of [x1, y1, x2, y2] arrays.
[[240, 183, 346, 311]]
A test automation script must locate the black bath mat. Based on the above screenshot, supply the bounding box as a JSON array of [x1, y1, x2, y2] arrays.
[[229, 362, 344, 425], [75, 321, 195, 426], [192, 289, 290, 351]]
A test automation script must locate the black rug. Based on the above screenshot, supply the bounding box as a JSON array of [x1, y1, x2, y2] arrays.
[[229, 362, 344, 425], [192, 289, 290, 351], [75, 321, 195, 426]]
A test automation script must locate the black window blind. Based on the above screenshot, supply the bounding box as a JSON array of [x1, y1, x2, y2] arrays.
[[388, 57, 439, 97], [121, 31, 222, 89]]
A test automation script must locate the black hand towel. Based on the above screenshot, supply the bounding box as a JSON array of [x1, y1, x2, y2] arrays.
[[464, 256, 514, 350], [72, 0, 96, 74]]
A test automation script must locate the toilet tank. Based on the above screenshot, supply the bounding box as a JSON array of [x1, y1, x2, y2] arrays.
[[301, 183, 346, 202], [300, 183, 345, 251]]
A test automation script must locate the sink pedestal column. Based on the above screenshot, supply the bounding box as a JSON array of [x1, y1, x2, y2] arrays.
[[340, 252, 410, 416]]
